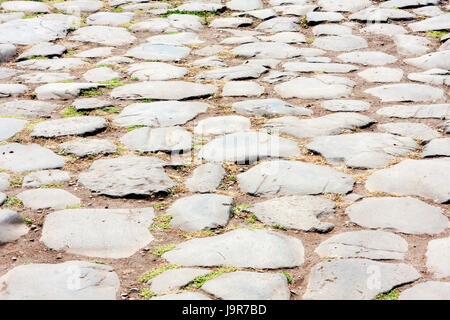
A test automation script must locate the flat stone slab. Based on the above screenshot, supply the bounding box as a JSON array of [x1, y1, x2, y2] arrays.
[[0, 43, 17, 63], [31, 117, 108, 138], [114, 101, 208, 127], [377, 104, 450, 119], [258, 32, 306, 44], [198, 132, 299, 164], [17, 58, 87, 71], [0, 118, 27, 142], [238, 160, 354, 196], [0, 100, 57, 118], [111, 81, 217, 100], [0, 84, 28, 98], [378, 122, 440, 141], [232, 98, 312, 117], [337, 51, 397, 66], [83, 67, 120, 82], [426, 237, 450, 278], [399, 281, 450, 300], [394, 35, 431, 55], [365, 84, 444, 102], [0, 172, 9, 191], [318, 0, 371, 12], [72, 98, 113, 111], [347, 197, 449, 235], [358, 67, 404, 83], [249, 195, 335, 233], [232, 42, 308, 59], [126, 62, 188, 81], [0, 210, 28, 244], [222, 81, 264, 97], [17, 42, 66, 61], [349, 7, 415, 22], [315, 230, 408, 260], [256, 17, 300, 32], [149, 268, 210, 294], [120, 126, 192, 153], [162, 229, 305, 269], [313, 35, 368, 52], [185, 163, 226, 193], [54, 0, 103, 13], [312, 24, 352, 36], [408, 13, 450, 32], [18, 72, 75, 84], [167, 194, 234, 231], [35, 83, 100, 100], [0, 193, 5, 206], [60, 139, 117, 157], [322, 100, 369, 112], [306, 133, 418, 169], [202, 271, 290, 300], [361, 23, 407, 36], [0, 143, 64, 173], [41, 208, 155, 258], [263, 113, 375, 138], [275, 77, 353, 99], [69, 26, 135, 46], [194, 116, 251, 136], [408, 69, 450, 86], [17, 188, 80, 210], [86, 11, 133, 26], [78, 155, 175, 197], [197, 64, 267, 81], [303, 259, 420, 300], [126, 44, 190, 61], [2, 1, 50, 13], [404, 51, 450, 70], [145, 32, 203, 46], [22, 170, 70, 188], [365, 159, 450, 203], [422, 138, 450, 157], [283, 62, 358, 73]]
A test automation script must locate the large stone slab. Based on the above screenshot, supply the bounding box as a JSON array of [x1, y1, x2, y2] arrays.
[[126, 62, 188, 81], [194, 116, 251, 136], [347, 197, 449, 235], [256, 17, 300, 32], [0, 100, 57, 118], [318, 0, 371, 12], [185, 163, 226, 193], [17, 189, 80, 210], [60, 139, 117, 157], [197, 64, 267, 81], [426, 238, 450, 278], [238, 160, 354, 196], [404, 51, 450, 70], [31, 117, 108, 138], [232, 42, 309, 59], [275, 77, 353, 99], [378, 122, 440, 141], [0, 118, 27, 142], [365, 159, 450, 203], [349, 7, 415, 22], [0, 143, 64, 173], [18, 72, 75, 84], [408, 13, 450, 32], [0, 172, 9, 191], [35, 83, 100, 100], [394, 34, 431, 55], [54, 0, 103, 13], [126, 44, 190, 61], [202, 271, 290, 300], [17, 42, 66, 61], [313, 35, 368, 52], [17, 58, 87, 71], [303, 259, 420, 300], [0, 84, 28, 97], [377, 104, 450, 119], [162, 229, 305, 269], [422, 138, 450, 157], [22, 170, 70, 188], [0, 261, 119, 300], [198, 132, 299, 164], [69, 26, 136, 46], [41, 208, 155, 258], [0, 210, 28, 244], [78, 156, 175, 197], [149, 268, 210, 294], [283, 62, 358, 73], [232, 98, 312, 117], [2, 1, 50, 13], [365, 84, 444, 102], [399, 281, 450, 300]]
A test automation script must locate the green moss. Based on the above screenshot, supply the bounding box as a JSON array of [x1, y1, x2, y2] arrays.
[[101, 107, 120, 114], [130, 77, 140, 81], [65, 204, 82, 209], [148, 214, 173, 231], [126, 125, 146, 131], [151, 243, 178, 256], [375, 289, 400, 300], [426, 30, 448, 38], [8, 176, 23, 187], [27, 55, 47, 60], [272, 225, 287, 231], [6, 197, 23, 208], [138, 288, 157, 300], [246, 214, 258, 223], [23, 217, 33, 225], [80, 88, 104, 97], [306, 38, 315, 44], [60, 107, 89, 118], [139, 265, 181, 283], [140, 98, 153, 103], [40, 182, 64, 188], [232, 204, 253, 217], [98, 78, 125, 89], [191, 266, 237, 289], [281, 272, 292, 283]]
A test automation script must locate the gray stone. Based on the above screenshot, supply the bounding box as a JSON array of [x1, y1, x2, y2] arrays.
[[194, 45, 224, 56], [0, 210, 28, 244], [149, 268, 210, 294], [306, 133, 418, 169], [256, 17, 300, 32], [422, 138, 450, 157], [312, 24, 352, 37], [0, 100, 57, 118], [126, 62, 188, 81], [238, 160, 354, 196], [358, 67, 404, 83], [17, 189, 80, 210], [322, 100, 369, 112], [210, 17, 253, 28], [0, 261, 119, 300], [197, 64, 267, 81], [53, 0, 103, 13], [394, 35, 431, 55], [167, 194, 233, 231], [314, 74, 356, 87], [0, 143, 64, 173], [0, 118, 27, 142], [0, 193, 5, 206], [114, 101, 208, 127], [86, 12, 132, 26], [337, 51, 397, 66], [31, 117, 108, 138], [111, 81, 217, 100], [361, 23, 407, 36], [303, 259, 420, 300], [399, 281, 450, 300], [378, 122, 440, 141], [70, 26, 136, 46], [249, 195, 335, 232], [222, 81, 264, 97], [263, 113, 375, 138], [175, 2, 225, 12], [203, 271, 290, 300], [318, 0, 371, 12], [273, 4, 317, 16], [17, 42, 66, 61], [0, 67, 22, 80], [194, 116, 250, 136], [235, 8, 276, 20], [262, 70, 298, 83], [162, 229, 305, 269], [41, 208, 154, 258], [121, 127, 192, 153], [97, 56, 133, 66], [185, 163, 226, 193], [22, 170, 70, 188], [306, 11, 344, 24], [232, 42, 308, 59], [405, 51, 450, 70], [75, 47, 113, 58], [408, 69, 450, 86], [193, 56, 227, 68], [83, 67, 120, 82], [232, 98, 312, 117], [72, 98, 113, 111], [0, 44, 16, 63], [0, 84, 28, 97], [349, 8, 415, 22], [18, 72, 75, 84], [380, 0, 439, 8], [145, 32, 203, 46], [315, 230, 408, 260], [198, 132, 299, 164], [365, 84, 444, 102], [283, 62, 358, 73], [227, 0, 262, 11], [60, 139, 117, 157], [275, 77, 353, 99], [408, 13, 450, 32], [2, 1, 49, 13], [413, 5, 443, 17], [151, 292, 212, 300], [377, 104, 450, 119], [258, 32, 306, 44], [313, 36, 368, 52], [17, 58, 87, 71], [426, 238, 450, 278], [0, 172, 9, 191], [366, 159, 450, 203], [78, 156, 175, 197], [0, 12, 24, 23]]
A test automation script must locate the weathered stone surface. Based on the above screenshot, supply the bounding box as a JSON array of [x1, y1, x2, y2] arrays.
[[0, 193, 5, 206], [72, 98, 113, 111], [121, 127, 192, 153], [377, 104, 450, 119], [358, 67, 404, 83], [404, 51, 450, 70], [0, 18, 69, 45], [222, 81, 264, 97], [162, 229, 305, 269], [17, 58, 87, 71], [41, 208, 155, 258], [145, 32, 203, 46], [258, 32, 306, 44], [238, 160, 354, 196], [185, 163, 226, 193], [69, 26, 136, 46], [408, 69, 450, 86], [83, 67, 120, 82], [0, 143, 64, 173], [0, 84, 28, 97], [426, 238, 450, 278], [365, 159, 450, 203], [338, 51, 397, 66], [249, 195, 335, 232], [54, 0, 103, 13], [365, 84, 444, 102], [0, 210, 28, 244], [399, 281, 450, 300], [275, 77, 353, 99], [322, 100, 369, 112], [149, 268, 210, 294], [210, 17, 253, 28], [315, 230, 408, 260], [232, 42, 308, 59], [167, 194, 233, 231], [349, 7, 415, 22], [408, 13, 450, 32], [378, 122, 440, 141], [0, 44, 16, 63], [0, 172, 9, 191], [256, 17, 300, 32], [126, 62, 188, 81], [318, 0, 371, 12], [17, 42, 66, 61], [0, 67, 22, 80], [313, 35, 368, 52], [422, 138, 450, 157], [0, 118, 27, 142], [197, 64, 267, 81], [18, 72, 75, 84], [232, 99, 312, 117], [31, 117, 108, 138], [60, 139, 117, 157], [86, 12, 133, 26], [75, 47, 113, 58], [380, 0, 439, 8], [283, 62, 358, 73], [2, 1, 50, 13], [195, 116, 251, 137], [394, 34, 431, 55], [17, 189, 81, 210], [22, 170, 70, 188], [303, 259, 420, 300], [126, 44, 190, 61], [361, 23, 407, 36], [306, 133, 418, 169], [78, 156, 175, 197], [35, 83, 100, 100]]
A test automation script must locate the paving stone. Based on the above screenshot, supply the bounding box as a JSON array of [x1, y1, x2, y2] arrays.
[[0, 44, 16, 63], [197, 64, 267, 81], [365, 83, 444, 102], [263, 113, 375, 138], [313, 35, 368, 52], [2, 1, 50, 13], [193, 56, 227, 68], [114, 101, 208, 127], [0, 143, 64, 173], [422, 138, 450, 157], [0, 67, 23, 80], [53, 0, 103, 13], [408, 69, 450, 86], [378, 122, 440, 141], [303, 259, 420, 300], [227, 0, 263, 11], [380, 0, 439, 8], [75, 47, 113, 58], [232, 98, 312, 117], [22, 170, 70, 188], [0, 172, 9, 191], [249, 195, 335, 232], [306, 12, 344, 24], [256, 17, 300, 32], [394, 35, 431, 56], [0, 210, 28, 244], [283, 62, 358, 73], [349, 7, 415, 22], [151, 292, 212, 300], [315, 230, 408, 260], [175, 2, 225, 12], [0, 193, 5, 206], [306, 133, 418, 169], [83, 67, 120, 82], [404, 51, 450, 70], [78, 155, 175, 197], [0, 261, 119, 300], [233, 42, 322, 59], [69, 26, 136, 46], [60, 139, 117, 157], [358, 67, 404, 83], [0, 12, 24, 23], [162, 229, 305, 269], [17, 58, 87, 71], [365, 159, 450, 203], [377, 104, 450, 119], [72, 98, 113, 111], [111, 81, 217, 100], [0, 84, 28, 97], [17, 42, 66, 61], [258, 32, 306, 44], [413, 5, 443, 17], [361, 23, 407, 36], [18, 72, 75, 84], [194, 116, 251, 136], [399, 281, 450, 300], [86, 12, 133, 26], [273, 4, 317, 16], [185, 163, 226, 193], [322, 100, 370, 112], [262, 70, 298, 84], [0, 118, 27, 142], [408, 13, 450, 32], [198, 132, 299, 164], [337, 51, 397, 66], [149, 268, 210, 294], [126, 62, 188, 81], [146, 32, 203, 46], [31, 117, 108, 138], [234, 8, 276, 20], [238, 160, 354, 196], [97, 56, 134, 66], [275, 77, 353, 99], [210, 17, 253, 28], [426, 238, 450, 278], [41, 208, 154, 258], [222, 81, 264, 97], [318, 0, 371, 12], [17, 188, 81, 210], [312, 24, 352, 36]]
